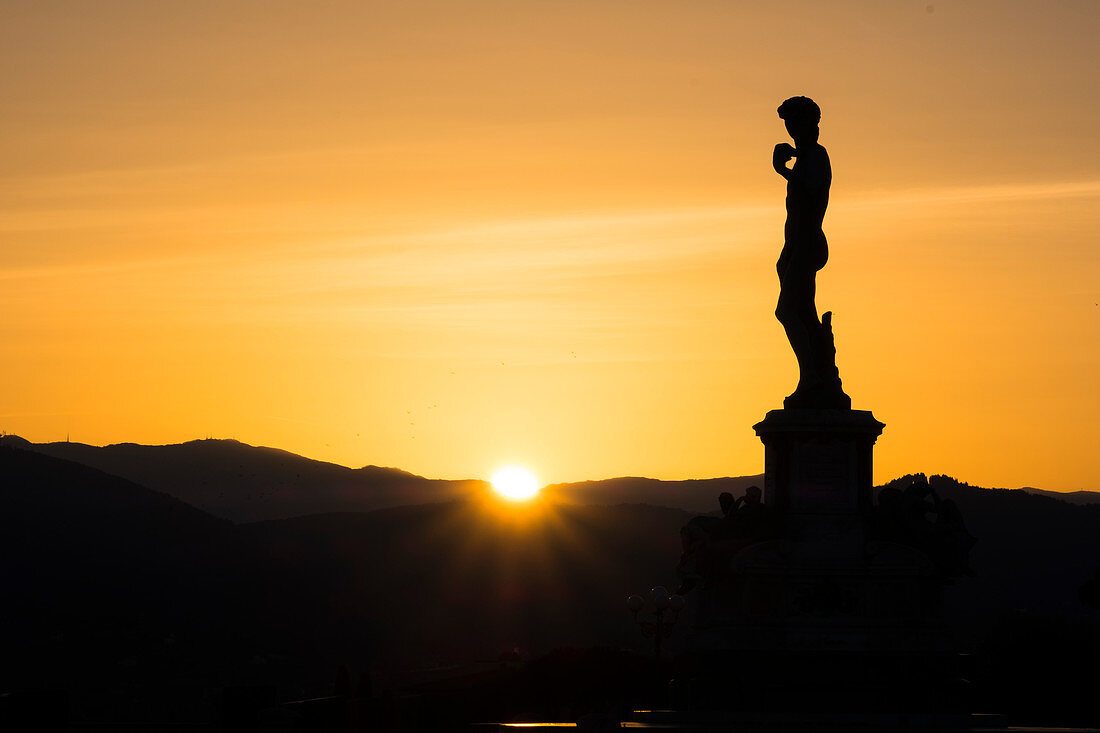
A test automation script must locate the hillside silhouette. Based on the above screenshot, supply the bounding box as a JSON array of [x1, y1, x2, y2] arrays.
[[877, 474, 1100, 634], [1, 447, 259, 708], [540, 475, 765, 513], [0, 435, 486, 522], [0, 445, 691, 721], [0, 435, 766, 520], [1016, 486, 1100, 505], [3, 445, 1099, 726]]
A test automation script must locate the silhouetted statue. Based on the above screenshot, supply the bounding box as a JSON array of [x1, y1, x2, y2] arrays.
[[721, 485, 770, 540], [732, 485, 768, 538], [676, 497, 734, 594], [719, 491, 736, 519], [872, 479, 976, 579], [676, 487, 774, 594], [773, 96, 850, 409], [871, 487, 908, 542]]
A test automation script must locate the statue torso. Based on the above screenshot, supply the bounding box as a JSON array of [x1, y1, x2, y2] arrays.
[[785, 144, 831, 231]]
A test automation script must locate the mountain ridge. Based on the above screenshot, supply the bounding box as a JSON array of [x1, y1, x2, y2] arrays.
[[2, 435, 1097, 523], [0, 435, 486, 522], [2, 443, 1099, 722]]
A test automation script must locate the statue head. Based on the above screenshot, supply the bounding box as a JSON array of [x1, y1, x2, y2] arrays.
[[777, 96, 820, 146]]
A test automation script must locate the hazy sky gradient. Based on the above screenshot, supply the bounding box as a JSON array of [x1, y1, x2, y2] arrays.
[[3, 1, 1098, 490]]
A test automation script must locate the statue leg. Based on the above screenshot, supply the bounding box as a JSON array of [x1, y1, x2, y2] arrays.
[[775, 234, 851, 409], [776, 263, 822, 394]]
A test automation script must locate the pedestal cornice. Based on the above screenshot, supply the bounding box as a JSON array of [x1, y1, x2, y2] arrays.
[[753, 408, 885, 440]]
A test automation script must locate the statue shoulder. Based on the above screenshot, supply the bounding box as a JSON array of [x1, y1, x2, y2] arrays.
[[793, 145, 830, 187]]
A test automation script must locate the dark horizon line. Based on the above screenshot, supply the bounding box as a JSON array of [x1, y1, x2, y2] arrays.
[[1, 432, 1094, 496]]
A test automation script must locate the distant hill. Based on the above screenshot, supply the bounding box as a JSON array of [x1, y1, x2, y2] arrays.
[[879, 474, 1100, 634], [541, 475, 764, 514], [6, 436, 1095, 524], [241, 474, 1100, 659], [0, 435, 486, 522], [1021, 487, 1100, 505], [0, 445, 689, 690], [2, 447, 1099, 723], [0, 446, 260, 695], [0, 435, 762, 521]]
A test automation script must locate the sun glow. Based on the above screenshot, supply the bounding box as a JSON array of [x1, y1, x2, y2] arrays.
[[490, 466, 541, 501]]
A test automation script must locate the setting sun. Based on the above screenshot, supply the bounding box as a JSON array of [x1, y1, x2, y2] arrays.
[[490, 466, 541, 502]]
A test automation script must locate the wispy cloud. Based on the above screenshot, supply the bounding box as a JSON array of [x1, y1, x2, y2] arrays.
[[3, 177, 1097, 295]]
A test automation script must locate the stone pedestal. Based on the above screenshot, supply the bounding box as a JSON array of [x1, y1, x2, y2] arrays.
[[675, 407, 959, 720], [754, 408, 883, 518], [689, 408, 949, 662]]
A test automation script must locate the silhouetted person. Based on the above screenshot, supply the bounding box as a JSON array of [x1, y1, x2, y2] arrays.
[[773, 96, 849, 408]]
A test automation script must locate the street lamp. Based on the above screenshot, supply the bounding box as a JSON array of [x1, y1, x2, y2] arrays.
[[626, 586, 685, 660]]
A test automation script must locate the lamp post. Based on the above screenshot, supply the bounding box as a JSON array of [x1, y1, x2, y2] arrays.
[[626, 586, 685, 661]]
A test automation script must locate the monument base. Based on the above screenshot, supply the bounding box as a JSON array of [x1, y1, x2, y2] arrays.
[[753, 408, 884, 517], [690, 408, 944, 655], [668, 404, 971, 729]]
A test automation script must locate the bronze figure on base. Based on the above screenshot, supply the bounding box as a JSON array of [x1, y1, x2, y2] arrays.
[[773, 96, 850, 409]]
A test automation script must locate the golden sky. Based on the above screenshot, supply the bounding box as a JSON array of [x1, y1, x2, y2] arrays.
[[3, 1, 1098, 491]]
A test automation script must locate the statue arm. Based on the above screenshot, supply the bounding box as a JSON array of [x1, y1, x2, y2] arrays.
[[773, 143, 795, 179], [774, 146, 830, 189]]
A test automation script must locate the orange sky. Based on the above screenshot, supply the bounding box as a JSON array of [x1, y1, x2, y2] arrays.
[[2, 1, 1098, 491]]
